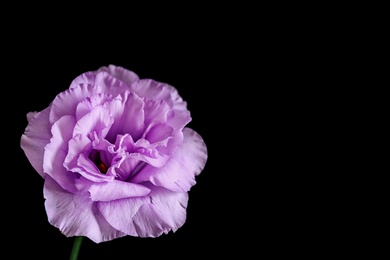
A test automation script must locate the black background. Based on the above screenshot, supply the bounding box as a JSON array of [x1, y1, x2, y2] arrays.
[[3, 3, 327, 257], [5, 5, 376, 258], [7, 24, 263, 259]]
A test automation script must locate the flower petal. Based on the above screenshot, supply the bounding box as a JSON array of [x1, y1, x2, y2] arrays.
[[75, 93, 113, 120], [43, 115, 79, 193], [51, 75, 128, 124], [145, 124, 173, 144], [94, 64, 140, 86], [98, 183, 188, 237], [156, 109, 191, 155], [20, 108, 52, 177], [50, 84, 98, 124], [143, 98, 170, 127], [88, 180, 151, 202], [77, 153, 114, 182], [44, 176, 126, 243], [110, 156, 142, 181], [132, 128, 208, 192], [73, 105, 114, 139], [129, 79, 187, 111], [106, 92, 145, 142], [63, 134, 91, 172]]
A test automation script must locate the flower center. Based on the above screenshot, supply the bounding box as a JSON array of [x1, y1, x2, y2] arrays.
[[89, 150, 108, 174], [97, 161, 108, 174]]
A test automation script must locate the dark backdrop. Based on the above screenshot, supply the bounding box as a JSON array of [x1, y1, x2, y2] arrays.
[[6, 4, 371, 258], [4, 10, 332, 259], [2, 2, 315, 255]]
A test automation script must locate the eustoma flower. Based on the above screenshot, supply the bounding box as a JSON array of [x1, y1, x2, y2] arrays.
[[20, 65, 208, 244]]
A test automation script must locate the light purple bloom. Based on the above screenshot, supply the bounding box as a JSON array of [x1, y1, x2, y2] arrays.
[[20, 65, 208, 243]]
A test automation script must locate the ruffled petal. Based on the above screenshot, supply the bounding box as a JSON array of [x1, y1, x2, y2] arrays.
[[43, 115, 79, 193], [129, 152, 169, 168], [88, 180, 151, 202], [94, 64, 140, 86], [73, 105, 114, 139], [110, 156, 142, 181], [125, 138, 170, 167], [50, 84, 98, 124], [20, 108, 52, 177], [77, 153, 115, 182], [132, 128, 208, 192], [51, 76, 128, 124], [98, 183, 188, 238], [156, 110, 191, 155], [75, 93, 113, 121], [166, 109, 191, 130], [69, 70, 131, 95], [145, 124, 173, 144], [143, 98, 170, 127], [106, 92, 145, 142], [164, 84, 188, 112], [64, 134, 91, 172], [44, 176, 126, 243], [128, 79, 187, 111]]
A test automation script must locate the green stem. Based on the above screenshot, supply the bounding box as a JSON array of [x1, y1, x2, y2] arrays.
[[69, 236, 83, 260]]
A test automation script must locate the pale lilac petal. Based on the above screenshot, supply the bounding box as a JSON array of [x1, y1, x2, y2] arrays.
[[98, 183, 188, 237], [26, 111, 38, 121], [50, 84, 98, 124], [129, 79, 187, 111], [43, 115, 79, 193], [69, 72, 97, 89], [143, 98, 170, 127], [75, 93, 113, 120], [69, 70, 130, 95], [129, 152, 169, 168], [131, 185, 188, 237], [106, 92, 145, 141], [164, 84, 188, 112], [109, 150, 168, 182], [104, 134, 137, 180], [110, 156, 142, 181], [88, 180, 151, 202], [44, 176, 126, 243], [74, 176, 94, 192], [51, 79, 128, 124], [94, 64, 140, 86], [132, 128, 208, 192], [64, 134, 91, 172], [91, 134, 113, 152], [20, 108, 52, 177], [129, 79, 170, 102], [166, 109, 191, 130], [131, 139, 170, 167], [97, 198, 144, 237], [156, 110, 191, 155], [73, 106, 114, 139], [145, 124, 173, 144]]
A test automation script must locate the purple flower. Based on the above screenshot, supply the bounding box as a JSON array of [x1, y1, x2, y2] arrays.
[[20, 65, 208, 243]]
